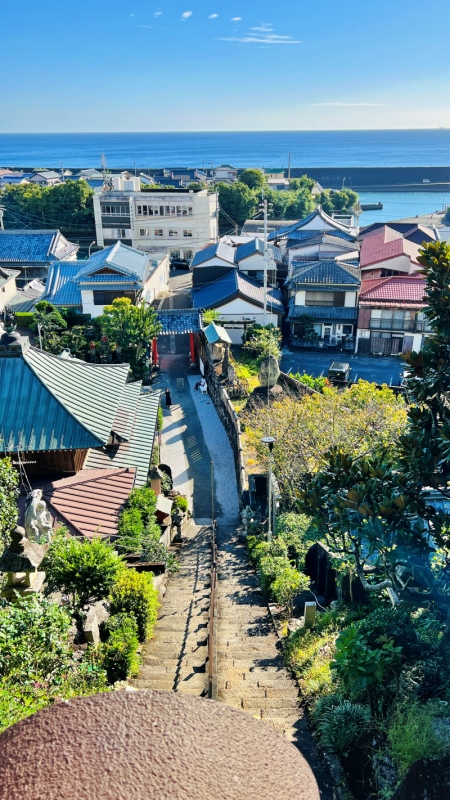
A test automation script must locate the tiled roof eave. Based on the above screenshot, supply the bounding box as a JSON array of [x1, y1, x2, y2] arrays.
[[359, 300, 426, 308]]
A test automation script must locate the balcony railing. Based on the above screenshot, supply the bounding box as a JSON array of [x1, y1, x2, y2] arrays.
[[369, 319, 432, 333]]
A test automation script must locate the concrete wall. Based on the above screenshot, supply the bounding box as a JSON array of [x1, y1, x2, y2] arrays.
[[0, 276, 18, 311]]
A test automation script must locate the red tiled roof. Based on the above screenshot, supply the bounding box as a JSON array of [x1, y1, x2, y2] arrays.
[[359, 225, 422, 269], [359, 275, 426, 306], [44, 468, 136, 538]]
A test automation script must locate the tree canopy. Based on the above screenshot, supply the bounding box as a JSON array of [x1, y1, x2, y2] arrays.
[[239, 169, 265, 190], [1, 180, 95, 235], [98, 297, 162, 379]]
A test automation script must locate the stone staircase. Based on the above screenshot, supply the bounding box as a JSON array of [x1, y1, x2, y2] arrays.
[[130, 523, 212, 696]]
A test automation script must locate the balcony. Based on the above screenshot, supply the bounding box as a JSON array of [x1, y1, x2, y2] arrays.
[[370, 319, 416, 332]]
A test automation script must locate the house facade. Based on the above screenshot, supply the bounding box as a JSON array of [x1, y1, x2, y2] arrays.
[[44, 242, 169, 317], [93, 186, 218, 262], [286, 259, 360, 346], [356, 276, 430, 355], [192, 271, 284, 344]]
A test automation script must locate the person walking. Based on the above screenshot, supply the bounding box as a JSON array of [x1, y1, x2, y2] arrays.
[[165, 387, 172, 410]]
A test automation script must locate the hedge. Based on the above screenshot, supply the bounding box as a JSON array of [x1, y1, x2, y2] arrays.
[[14, 312, 35, 328], [109, 569, 159, 642]]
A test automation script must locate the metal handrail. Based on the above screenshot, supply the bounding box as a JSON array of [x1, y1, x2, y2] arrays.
[[208, 518, 217, 699]]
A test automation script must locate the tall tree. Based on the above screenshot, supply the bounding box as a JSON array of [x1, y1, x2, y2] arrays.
[[239, 169, 265, 190], [1, 180, 95, 235], [98, 297, 162, 379]]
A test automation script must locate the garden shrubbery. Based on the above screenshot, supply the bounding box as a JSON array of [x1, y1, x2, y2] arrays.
[[109, 569, 159, 642], [100, 613, 139, 683]]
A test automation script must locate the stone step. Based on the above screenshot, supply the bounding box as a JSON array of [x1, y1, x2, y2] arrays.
[[130, 679, 175, 691]]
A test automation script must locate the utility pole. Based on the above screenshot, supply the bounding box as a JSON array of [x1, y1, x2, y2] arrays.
[[288, 152, 291, 181], [263, 195, 268, 326]]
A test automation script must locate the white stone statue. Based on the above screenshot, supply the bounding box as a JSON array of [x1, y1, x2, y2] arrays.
[[24, 490, 53, 543]]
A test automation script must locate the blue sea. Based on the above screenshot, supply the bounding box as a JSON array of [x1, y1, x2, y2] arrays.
[[1, 130, 450, 224], [1, 129, 450, 170]]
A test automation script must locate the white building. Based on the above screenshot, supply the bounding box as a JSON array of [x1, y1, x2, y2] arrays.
[[93, 179, 218, 262]]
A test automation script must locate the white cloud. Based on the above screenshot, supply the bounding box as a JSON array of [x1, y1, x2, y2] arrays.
[[220, 29, 301, 44], [139, 24, 152, 28], [312, 102, 386, 107], [181, 10, 193, 18], [209, 13, 218, 18], [154, 11, 162, 17], [231, 16, 242, 21], [251, 24, 273, 32]]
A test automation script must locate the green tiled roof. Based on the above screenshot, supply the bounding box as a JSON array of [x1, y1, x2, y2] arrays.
[[0, 345, 130, 453], [84, 391, 161, 485]]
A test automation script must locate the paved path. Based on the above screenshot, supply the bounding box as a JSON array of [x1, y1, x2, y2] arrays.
[[281, 346, 404, 386]]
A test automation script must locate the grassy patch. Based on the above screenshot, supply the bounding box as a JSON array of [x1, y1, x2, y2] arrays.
[[230, 348, 260, 393], [285, 626, 337, 703]]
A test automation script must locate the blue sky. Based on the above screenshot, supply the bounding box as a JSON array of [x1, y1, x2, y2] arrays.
[[2, 0, 450, 131]]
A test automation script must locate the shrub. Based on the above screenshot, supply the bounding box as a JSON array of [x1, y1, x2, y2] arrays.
[[14, 312, 35, 328], [387, 701, 450, 775], [141, 541, 179, 574], [316, 700, 371, 756], [272, 565, 309, 614], [109, 569, 159, 642], [43, 533, 125, 621], [276, 512, 315, 567], [100, 613, 139, 683], [291, 372, 328, 392], [157, 405, 164, 431], [285, 626, 337, 704], [173, 496, 188, 513], [116, 486, 160, 555]]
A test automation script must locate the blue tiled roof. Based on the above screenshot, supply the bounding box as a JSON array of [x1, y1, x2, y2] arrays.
[[287, 304, 358, 322], [285, 229, 356, 245], [191, 242, 235, 268], [268, 207, 355, 242], [235, 238, 265, 261], [193, 271, 284, 313], [75, 242, 150, 280], [157, 310, 202, 335], [44, 262, 81, 306], [0, 231, 57, 263], [288, 260, 360, 287]]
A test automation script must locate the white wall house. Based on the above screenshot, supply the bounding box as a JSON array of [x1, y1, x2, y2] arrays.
[[94, 187, 218, 262], [0, 268, 21, 311]]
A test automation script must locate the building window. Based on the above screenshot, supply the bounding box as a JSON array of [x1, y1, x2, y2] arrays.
[[139, 229, 151, 236], [183, 249, 193, 260], [188, 206, 193, 216], [169, 230, 179, 238], [304, 291, 345, 307], [154, 229, 164, 237], [177, 206, 182, 216], [183, 229, 193, 238], [171, 206, 176, 216], [93, 290, 135, 305], [370, 309, 415, 331], [342, 325, 353, 335], [102, 204, 129, 215], [171, 250, 181, 259], [159, 206, 164, 216]]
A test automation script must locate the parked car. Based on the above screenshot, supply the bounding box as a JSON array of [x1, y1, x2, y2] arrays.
[[170, 258, 191, 270], [327, 361, 352, 385]]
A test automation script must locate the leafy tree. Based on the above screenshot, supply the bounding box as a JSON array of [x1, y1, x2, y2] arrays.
[[244, 381, 407, 506], [243, 323, 282, 363], [239, 169, 265, 190], [315, 188, 358, 215], [1, 180, 95, 235], [98, 297, 162, 379], [289, 175, 315, 192], [32, 300, 67, 337], [0, 457, 19, 546], [217, 182, 258, 231], [203, 309, 221, 325], [41, 325, 89, 358], [44, 533, 125, 622], [291, 372, 328, 393]]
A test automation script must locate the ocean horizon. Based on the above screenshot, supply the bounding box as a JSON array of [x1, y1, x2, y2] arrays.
[[1, 129, 450, 170]]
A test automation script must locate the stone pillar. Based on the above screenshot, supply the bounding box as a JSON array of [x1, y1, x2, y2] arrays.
[[189, 333, 196, 365]]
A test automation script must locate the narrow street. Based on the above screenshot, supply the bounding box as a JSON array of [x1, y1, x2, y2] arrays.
[[132, 351, 332, 797]]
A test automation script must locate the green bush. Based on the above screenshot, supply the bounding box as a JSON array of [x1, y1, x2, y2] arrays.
[[272, 565, 309, 614], [116, 486, 160, 555], [387, 701, 450, 775], [109, 569, 159, 642], [276, 512, 315, 568], [247, 528, 309, 610], [173, 496, 188, 512], [101, 613, 139, 683], [141, 541, 179, 574], [43, 533, 125, 620], [316, 699, 371, 756], [157, 405, 164, 431], [14, 312, 35, 328], [291, 372, 328, 392]]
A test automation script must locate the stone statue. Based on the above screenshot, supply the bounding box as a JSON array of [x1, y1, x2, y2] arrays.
[[0, 526, 49, 600], [258, 355, 280, 389], [24, 489, 53, 543]]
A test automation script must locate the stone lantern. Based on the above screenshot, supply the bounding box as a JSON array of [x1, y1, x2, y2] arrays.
[[0, 526, 49, 601]]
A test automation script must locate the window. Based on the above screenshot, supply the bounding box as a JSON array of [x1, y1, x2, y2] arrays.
[[188, 206, 193, 216], [165, 206, 171, 216], [370, 309, 415, 331], [93, 290, 135, 305], [137, 205, 142, 215], [101, 204, 129, 215], [183, 229, 193, 238], [154, 229, 164, 237], [304, 291, 345, 307], [169, 229, 179, 238], [139, 229, 151, 237], [182, 207, 188, 217], [159, 206, 164, 216], [170, 206, 176, 216], [177, 206, 182, 216], [171, 249, 181, 259], [183, 249, 193, 260], [342, 325, 353, 335], [152, 206, 159, 216]]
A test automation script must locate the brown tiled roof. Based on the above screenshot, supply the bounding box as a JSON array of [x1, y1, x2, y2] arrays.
[[44, 468, 136, 538]]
